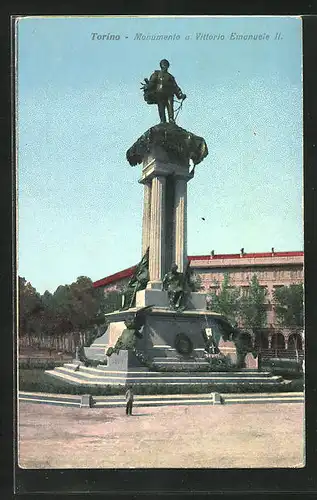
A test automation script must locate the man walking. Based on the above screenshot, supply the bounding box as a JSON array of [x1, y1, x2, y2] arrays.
[[125, 385, 134, 416]]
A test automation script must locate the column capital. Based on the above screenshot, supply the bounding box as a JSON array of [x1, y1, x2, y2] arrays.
[[126, 123, 208, 168], [139, 156, 191, 184], [174, 172, 193, 182], [138, 177, 151, 186]]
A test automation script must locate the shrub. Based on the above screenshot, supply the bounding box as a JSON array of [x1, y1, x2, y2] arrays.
[[19, 359, 65, 370]]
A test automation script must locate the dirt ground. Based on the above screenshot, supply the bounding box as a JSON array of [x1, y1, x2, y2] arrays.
[[18, 401, 305, 469]]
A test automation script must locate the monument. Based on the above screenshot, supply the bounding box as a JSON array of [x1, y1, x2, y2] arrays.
[[46, 60, 285, 389]]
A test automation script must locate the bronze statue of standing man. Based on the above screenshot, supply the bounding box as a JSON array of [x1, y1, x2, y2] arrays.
[[141, 59, 186, 123]]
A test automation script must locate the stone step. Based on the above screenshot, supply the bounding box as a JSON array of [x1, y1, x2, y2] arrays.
[[46, 366, 284, 386], [92, 395, 303, 407], [56, 366, 282, 383], [20, 390, 303, 401], [58, 364, 274, 378], [45, 370, 111, 386], [53, 365, 279, 380], [52, 366, 106, 381], [19, 390, 304, 408], [64, 363, 110, 374]]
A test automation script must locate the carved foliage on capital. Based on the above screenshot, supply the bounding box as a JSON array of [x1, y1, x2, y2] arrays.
[[126, 122, 208, 167]]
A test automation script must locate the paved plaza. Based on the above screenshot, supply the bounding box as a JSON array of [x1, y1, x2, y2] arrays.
[[18, 401, 304, 469]]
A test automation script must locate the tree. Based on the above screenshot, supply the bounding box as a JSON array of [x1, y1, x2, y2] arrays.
[[19, 275, 115, 351], [207, 273, 240, 325], [239, 274, 267, 332], [47, 277, 109, 348], [18, 277, 44, 342], [188, 271, 203, 292], [101, 289, 123, 314], [273, 284, 303, 328]]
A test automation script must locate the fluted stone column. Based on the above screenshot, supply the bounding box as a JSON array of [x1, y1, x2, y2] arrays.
[[148, 175, 166, 289], [141, 182, 151, 255], [174, 177, 188, 272]]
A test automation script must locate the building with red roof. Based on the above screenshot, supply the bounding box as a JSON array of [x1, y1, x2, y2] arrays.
[[93, 248, 304, 353]]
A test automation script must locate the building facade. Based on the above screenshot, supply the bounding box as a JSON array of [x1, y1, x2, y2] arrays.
[[93, 249, 304, 354]]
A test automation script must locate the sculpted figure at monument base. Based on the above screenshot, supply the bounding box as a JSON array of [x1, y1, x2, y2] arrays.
[[162, 263, 195, 312], [121, 248, 149, 309]]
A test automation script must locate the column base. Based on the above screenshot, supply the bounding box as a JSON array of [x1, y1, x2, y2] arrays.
[[136, 290, 208, 310], [146, 280, 163, 290], [136, 289, 169, 308]]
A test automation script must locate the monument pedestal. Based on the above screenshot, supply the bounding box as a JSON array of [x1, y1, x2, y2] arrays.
[[135, 289, 208, 310], [84, 304, 234, 367]]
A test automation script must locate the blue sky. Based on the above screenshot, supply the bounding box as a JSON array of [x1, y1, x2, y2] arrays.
[[17, 16, 303, 294]]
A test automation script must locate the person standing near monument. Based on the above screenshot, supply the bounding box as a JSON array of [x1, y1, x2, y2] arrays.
[[141, 59, 186, 123], [125, 385, 134, 416]]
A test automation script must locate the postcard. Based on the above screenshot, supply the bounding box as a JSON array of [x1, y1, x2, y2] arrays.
[[16, 15, 304, 476]]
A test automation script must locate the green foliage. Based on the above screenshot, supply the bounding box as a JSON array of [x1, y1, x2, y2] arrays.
[[19, 359, 65, 370], [273, 284, 304, 328], [207, 273, 240, 325], [207, 273, 303, 334], [19, 370, 124, 395], [260, 358, 303, 378], [101, 290, 123, 314], [19, 277, 44, 337], [188, 272, 203, 292], [19, 275, 112, 345], [239, 275, 267, 331], [51, 276, 102, 332]]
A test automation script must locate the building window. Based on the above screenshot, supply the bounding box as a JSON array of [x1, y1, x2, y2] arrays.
[[271, 332, 286, 350], [288, 334, 303, 351]]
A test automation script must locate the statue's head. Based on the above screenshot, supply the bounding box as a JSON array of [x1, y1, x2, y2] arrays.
[[160, 59, 170, 71], [171, 263, 178, 273], [124, 318, 135, 329]]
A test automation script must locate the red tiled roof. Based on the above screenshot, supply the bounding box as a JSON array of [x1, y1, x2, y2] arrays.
[[93, 265, 137, 288], [93, 251, 303, 288]]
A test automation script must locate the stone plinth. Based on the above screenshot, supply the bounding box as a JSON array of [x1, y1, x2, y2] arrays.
[[135, 289, 169, 308], [85, 307, 230, 366], [186, 292, 208, 311], [135, 289, 208, 310], [217, 339, 238, 365], [80, 394, 92, 408], [104, 350, 144, 371], [245, 352, 259, 369]]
